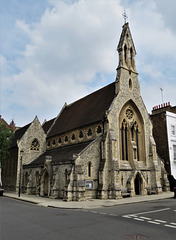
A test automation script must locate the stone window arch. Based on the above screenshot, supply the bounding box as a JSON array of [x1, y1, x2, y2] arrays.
[[30, 138, 40, 151], [58, 137, 62, 144], [119, 101, 145, 162]]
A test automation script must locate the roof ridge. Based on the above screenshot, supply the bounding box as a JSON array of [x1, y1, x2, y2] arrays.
[[66, 82, 114, 108]]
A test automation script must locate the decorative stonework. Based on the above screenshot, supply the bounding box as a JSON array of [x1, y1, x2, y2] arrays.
[[30, 138, 40, 151], [126, 108, 133, 119]]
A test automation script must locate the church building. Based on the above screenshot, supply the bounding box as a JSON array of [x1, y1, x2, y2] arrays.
[[23, 23, 169, 201]]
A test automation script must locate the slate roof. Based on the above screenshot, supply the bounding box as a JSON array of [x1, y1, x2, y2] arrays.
[[10, 123, 31, 148], [42, 118, 56, 134], [48, 82, 115, 138], [25, 141, 92, 167]]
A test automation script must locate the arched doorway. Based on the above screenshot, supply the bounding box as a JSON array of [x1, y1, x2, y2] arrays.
[[134, 173, 142, 195], [41, 171, 49, 197]]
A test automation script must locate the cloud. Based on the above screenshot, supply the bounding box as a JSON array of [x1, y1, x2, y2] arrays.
[[1, 0, 176, 126]]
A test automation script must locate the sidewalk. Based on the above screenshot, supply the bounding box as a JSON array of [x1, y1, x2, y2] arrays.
[[3, 191, 174, 209]]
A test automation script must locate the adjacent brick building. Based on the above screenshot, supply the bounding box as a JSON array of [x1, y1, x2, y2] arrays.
[[151, 103, 176, 190]]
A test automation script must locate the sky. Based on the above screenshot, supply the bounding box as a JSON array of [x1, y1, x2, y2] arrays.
[[1, 0, 176, 127]]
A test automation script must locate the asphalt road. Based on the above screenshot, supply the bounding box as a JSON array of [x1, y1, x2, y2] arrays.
[[0, 196, 176, 240]]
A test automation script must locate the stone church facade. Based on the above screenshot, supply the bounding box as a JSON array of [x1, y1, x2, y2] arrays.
[[23, 23, 169, 201]]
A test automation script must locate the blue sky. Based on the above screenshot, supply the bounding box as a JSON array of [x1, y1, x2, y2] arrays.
[[1, 0, 176, 126]]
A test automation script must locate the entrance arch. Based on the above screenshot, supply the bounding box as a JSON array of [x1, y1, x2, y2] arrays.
[[134, 173, 142, 195], [41, 170, 49, 197]]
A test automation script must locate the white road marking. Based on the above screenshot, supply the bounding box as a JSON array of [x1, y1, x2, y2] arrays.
[[99, 212, 107, 215], [148, 221, 160, 225], [122, 215, 132, 218], [165, 224, 176, 229], [132, 208, 170, 216], [170, 222, 176, 225], [90, 211, 98, 214], [139, 217, 151, 220], [133, 218, 144, 221], [109, 214, 118, 217], [154, 219, 167, 223]]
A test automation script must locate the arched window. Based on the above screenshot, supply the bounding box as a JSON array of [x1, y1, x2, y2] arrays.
[[71, 133, 75, 140], [87, 128, 92, 136], [121, 120, 128, 160], [124, 44, 127, 65], [65, 136, 68, 142], [30, 138, 40, 151], [58, 138, 61, 144], [79, 131, 83, 139], [88, 162, 92, 177], [97, 125, 102, 134], [129, 79, 132, 90]]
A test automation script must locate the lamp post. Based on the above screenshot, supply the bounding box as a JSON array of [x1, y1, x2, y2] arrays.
[[18, 150, 24, 197]]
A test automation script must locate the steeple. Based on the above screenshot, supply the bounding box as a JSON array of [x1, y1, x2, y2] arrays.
[[115, 23, 140, 95], [117, 23, 137, 73]]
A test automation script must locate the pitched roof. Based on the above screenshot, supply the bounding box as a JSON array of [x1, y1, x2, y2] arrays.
[[10, 123, 31, 148], [42, 118, 56, 134], [48, 82, 115, 137], [25, 141, 92, 167]]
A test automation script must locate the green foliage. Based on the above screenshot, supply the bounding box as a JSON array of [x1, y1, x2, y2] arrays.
[[0, 123, 14, 164]]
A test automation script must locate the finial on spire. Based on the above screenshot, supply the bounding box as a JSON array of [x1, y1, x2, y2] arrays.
[[122, 10, 128, 24]]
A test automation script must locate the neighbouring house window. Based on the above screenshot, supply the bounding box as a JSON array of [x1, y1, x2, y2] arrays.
[[173, 145, 176, 161], [88, 162, 92, 177], [30, 138, 40, 151], [171, 125, 175, 135]]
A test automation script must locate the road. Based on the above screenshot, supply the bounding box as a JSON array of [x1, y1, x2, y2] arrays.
[[0, 197, 176, 240]]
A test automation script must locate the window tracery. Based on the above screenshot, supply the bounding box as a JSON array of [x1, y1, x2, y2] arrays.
[[30, 138, 40, 151]]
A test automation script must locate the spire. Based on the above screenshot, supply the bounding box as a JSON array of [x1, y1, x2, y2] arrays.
[[117, 23, 137, 73]]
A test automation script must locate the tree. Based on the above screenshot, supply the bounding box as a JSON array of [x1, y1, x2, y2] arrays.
[[0, 123, 14, 184]]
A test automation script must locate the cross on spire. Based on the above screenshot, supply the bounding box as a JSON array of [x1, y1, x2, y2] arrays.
[[122, 10, 128, 24]]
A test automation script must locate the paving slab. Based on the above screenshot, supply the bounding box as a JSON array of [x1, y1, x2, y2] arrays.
[[3, 191, 174, 209]]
